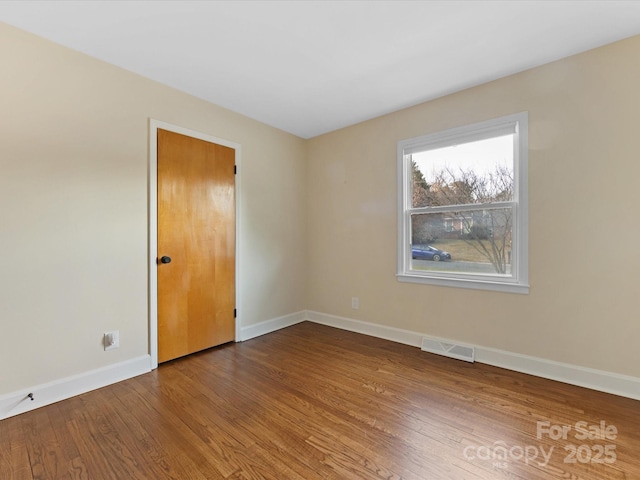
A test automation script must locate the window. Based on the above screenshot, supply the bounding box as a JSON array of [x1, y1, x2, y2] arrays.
[[397, 112, 528, 293]]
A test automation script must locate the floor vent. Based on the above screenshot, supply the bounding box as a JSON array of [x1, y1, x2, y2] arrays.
[[421, 337, 475, 363]]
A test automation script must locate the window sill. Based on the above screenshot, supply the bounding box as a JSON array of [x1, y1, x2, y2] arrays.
[[396, 273, 529, 294]]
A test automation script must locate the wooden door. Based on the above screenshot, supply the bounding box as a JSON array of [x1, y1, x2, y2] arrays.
[[157, 129, 235, 363]]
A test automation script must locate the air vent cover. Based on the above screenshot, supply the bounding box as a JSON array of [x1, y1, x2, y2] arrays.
[[421, 337, 475, 363]]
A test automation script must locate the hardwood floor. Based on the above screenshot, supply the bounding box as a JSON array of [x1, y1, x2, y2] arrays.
[[2, 321, 639, 479]]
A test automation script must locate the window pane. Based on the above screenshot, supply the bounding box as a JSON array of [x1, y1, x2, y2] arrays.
[[411, 207, 513, 275], [411, 134, 514, 208]]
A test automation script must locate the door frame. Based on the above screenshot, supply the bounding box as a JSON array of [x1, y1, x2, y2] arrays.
[[148, 119, 241, 369]]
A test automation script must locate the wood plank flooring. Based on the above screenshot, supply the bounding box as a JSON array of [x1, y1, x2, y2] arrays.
[[2, 321, 639, 479]]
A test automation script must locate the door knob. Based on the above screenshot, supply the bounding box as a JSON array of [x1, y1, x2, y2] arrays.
[[160, 256, 172, 264]]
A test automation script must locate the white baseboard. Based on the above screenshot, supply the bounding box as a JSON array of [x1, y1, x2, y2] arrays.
[[475, 347, 640, 401], [4, 311, 638, 421], [305, 310, 640, 401], [307, 310, 424, 348], [1, 309, 307, 421], [239, 310, 307, 341], [0, 355, 151, 420]]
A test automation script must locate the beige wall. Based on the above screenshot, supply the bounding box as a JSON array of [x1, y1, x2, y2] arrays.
[[2, 20, 638, 397], [307, 35, 640, 378], [0, 23, 307, 394]]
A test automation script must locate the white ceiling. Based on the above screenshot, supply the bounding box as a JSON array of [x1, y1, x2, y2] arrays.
[[2, 1, 640, 139]]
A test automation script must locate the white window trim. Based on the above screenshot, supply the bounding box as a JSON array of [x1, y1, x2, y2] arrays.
[[397, 112, 529, 294]]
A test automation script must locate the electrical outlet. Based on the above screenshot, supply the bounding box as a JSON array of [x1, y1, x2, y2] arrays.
[[351, 297, 359, 309], [104, 331, 120, 351]]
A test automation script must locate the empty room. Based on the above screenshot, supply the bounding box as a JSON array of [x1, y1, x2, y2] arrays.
[[1, 1, 640, 479]]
